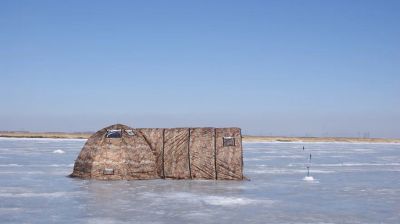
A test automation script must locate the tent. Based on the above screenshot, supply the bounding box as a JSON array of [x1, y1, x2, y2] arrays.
[[70, 124, 243, 180]]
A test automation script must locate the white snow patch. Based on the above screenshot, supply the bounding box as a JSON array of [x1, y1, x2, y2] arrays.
[[0, 207, 23, 213], [303, 176, 314, 181], [303, 176, 319, 183], [246, 168, 334, 174], [0, 164, 22, 167], [156, 192, 271, 207], [49, 164, 73, 167], [0, 191, 73, 198], [203, 196, 260, 206], [52, 149, 65, 154], [314, 162, 400, 167], [85, 217, 129, 224]]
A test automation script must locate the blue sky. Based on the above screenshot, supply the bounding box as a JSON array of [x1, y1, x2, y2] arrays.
[[1, 0, 399, 138]]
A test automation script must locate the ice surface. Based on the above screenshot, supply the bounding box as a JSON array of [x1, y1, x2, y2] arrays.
[[0, 139, 399, 223]]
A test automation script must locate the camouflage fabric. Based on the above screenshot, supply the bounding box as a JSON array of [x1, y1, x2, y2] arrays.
[[71, 124, 243, 180]]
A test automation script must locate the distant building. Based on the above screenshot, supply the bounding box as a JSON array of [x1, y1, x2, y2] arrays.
[[70, 124, 243, 180]]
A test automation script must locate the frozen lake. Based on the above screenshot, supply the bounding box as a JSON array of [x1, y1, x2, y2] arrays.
[[0, 138, 399, 224]]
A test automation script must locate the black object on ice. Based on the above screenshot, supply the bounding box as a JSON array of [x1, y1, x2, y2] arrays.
[[303, 146, 304, 151], [306, 166, 310, 176]]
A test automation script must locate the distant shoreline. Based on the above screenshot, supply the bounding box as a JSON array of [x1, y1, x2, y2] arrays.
[[0, 132, 91, 139], [242, 136, 400, 143], [0, 131, 399, 143]]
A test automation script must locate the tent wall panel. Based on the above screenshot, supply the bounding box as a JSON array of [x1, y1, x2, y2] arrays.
[[189, 128, 216, 179], [163, 128, 191, 179], [137, 128, 165, 178], [215, 128, 243, 180]]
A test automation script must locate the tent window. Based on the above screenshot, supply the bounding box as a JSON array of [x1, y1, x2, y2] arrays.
[[106, 129, 122, 138], [223, 137, 235, 147], [125, 129, 135, 136], [103, 168, 114, 175]]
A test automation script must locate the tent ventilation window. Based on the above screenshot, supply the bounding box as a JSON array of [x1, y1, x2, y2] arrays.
[[125, 129, 135, 136], [103, 168, 114, 175], [106, 129, 122, 138], [223, 137, 235, 147]]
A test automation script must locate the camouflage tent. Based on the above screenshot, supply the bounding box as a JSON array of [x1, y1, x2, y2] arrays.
[[70, 124, 243, 180]]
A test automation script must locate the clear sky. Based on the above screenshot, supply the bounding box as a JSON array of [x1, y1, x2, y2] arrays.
[[1, 0, 399, 138]]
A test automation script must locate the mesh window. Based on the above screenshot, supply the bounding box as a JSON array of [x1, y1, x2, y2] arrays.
[[106, 129, 122, 138], [103, 168, 114, 175], [125, 129, 135, 136], [223, 137, 235, 147]]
